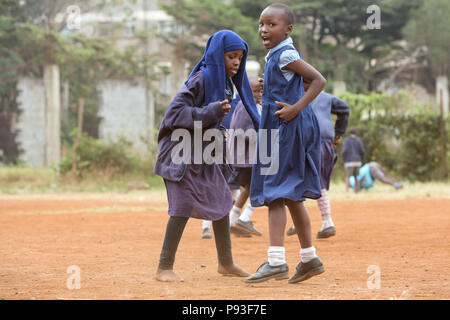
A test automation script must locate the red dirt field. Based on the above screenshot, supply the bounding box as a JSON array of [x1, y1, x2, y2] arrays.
[[0, 194, 449, 300]]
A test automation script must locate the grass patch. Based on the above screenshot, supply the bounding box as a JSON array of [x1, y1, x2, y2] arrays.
[[325, 180, 450, 201], [1, 167, 449, 200], [0, 166, 164, 194]]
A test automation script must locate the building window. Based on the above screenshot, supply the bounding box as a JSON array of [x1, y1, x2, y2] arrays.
[[125, 22, 135, 37], [98, 22, 110, 37]]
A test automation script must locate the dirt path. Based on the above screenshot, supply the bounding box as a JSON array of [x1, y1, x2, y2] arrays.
[[0, 195, 449, 300]]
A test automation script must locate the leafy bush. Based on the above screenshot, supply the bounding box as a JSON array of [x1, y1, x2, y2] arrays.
[[59, 133, 142, 178]]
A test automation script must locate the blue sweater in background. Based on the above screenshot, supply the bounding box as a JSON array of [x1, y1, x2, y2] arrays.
[[311, 91, 350, 140]]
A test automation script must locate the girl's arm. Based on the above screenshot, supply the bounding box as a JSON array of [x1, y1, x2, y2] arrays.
[[163, 72, 230, 130], [274, 59, 326, 121]]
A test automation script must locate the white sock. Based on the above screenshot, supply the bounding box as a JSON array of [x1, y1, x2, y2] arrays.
[[317, 189, 334, 231], [321, 217, 334, 230], [300, 246, 317, 263], [229, 205, 241, 225], [202, 220, 211, 229], [238, 203, 255, 222], [267, 246, 286, 266]]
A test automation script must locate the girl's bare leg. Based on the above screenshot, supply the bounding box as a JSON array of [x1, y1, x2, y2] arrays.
[[234, 185, 249, 209], [268, 198, 287, 246], [285, 200, 312, 249]]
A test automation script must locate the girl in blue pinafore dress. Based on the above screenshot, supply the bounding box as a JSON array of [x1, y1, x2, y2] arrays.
[[245, 3, 327, 284], [154, 30, 260, 282]]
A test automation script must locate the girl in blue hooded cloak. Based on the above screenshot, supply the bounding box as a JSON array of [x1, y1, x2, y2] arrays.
[[154, 30, 260, 282]]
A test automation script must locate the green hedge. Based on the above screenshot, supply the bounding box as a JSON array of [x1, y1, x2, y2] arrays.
[[335, 92, 449, 182], [59, 132, 142, 178]]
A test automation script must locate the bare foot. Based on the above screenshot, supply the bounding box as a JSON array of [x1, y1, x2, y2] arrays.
[[218, 264, 250, 277], [155, 269, 184, 282]]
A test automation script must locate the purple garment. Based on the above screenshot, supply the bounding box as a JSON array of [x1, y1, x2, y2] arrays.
[[165, 164, 232, 220], [154, 71, 232, 220], [154, 71, 223, 181], [228, 100, 258, 168], [320, 139, 338, 190]]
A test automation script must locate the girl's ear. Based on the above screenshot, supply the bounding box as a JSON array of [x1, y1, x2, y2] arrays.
[[286, 24, 293, 36]]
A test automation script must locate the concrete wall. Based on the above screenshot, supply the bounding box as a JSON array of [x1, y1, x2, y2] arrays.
[[436, 76, 449, 118], [97, 80, 150, 153], [15, 77, 47, 167], [43, 64, 61, 166]]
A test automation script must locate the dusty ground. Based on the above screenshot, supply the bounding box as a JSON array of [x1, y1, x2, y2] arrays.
[[0, 192, 449, 300]]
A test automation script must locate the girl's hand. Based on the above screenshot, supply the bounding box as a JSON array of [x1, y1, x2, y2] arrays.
[[220, 99, 231, 115], [274, 101, 299, 121], [333, 136, 341, 147]]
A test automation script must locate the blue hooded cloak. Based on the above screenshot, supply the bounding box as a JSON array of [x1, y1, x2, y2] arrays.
[[186, 30, 260, 129]]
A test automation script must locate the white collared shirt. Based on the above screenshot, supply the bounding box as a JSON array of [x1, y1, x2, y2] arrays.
[[265, 37, 300, 81]]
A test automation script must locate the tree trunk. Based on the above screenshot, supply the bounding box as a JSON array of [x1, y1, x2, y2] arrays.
[[72, 98, 84, 175]]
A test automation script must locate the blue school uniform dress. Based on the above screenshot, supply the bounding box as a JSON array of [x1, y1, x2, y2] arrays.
[[154, 30, 260, 221], [250, 39, 322, 206]]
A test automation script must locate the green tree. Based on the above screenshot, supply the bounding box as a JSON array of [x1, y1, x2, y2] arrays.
[[0, 0, 154, 163], [163, 0, 421, 93], [403, 0, 450, 77], [161, 0, 263, 68]]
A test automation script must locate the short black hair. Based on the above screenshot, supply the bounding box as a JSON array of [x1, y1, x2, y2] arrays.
[[266, 3, 295, 26]]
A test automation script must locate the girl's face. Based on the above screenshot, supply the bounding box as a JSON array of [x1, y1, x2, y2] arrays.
[[224, 49, 244, 78], [250, 80, 262, 104], [259, 8, 292, 49]]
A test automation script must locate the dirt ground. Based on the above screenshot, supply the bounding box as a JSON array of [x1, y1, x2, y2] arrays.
[[0, 193, 449, 300]]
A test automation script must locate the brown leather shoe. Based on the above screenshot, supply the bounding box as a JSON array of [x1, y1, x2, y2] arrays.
[[288, 258, 324, 284], [317, 226, 336, 239], [244, 261, 289, 283]]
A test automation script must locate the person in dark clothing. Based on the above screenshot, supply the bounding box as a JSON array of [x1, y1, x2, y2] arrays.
[[342, 127, 365, 193]]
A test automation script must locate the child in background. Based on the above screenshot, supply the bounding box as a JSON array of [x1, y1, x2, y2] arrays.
[[287, 91, 350, 239], [246, 3, 326, 284], [350, 161, 403, 191], [154, 30, 260, 282], [228, 76, 263, 237], [342, 127, 365, 193]]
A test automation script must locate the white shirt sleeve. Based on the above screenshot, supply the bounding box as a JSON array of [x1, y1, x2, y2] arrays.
[[278, 50, 300, 81], [279, 50, 300, 69]]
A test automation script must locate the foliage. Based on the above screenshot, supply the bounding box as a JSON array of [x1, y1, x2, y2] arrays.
[[163, 0, 423, 92], [403, 0, 450, 77], [161, 0, 263, 68], [59, 132, 141, 178], [0, 0, 159, 163]]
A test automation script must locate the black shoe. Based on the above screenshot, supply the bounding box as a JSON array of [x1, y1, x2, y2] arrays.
[[244, 261, 289, 283], [317, 226, 336, 239], [201, 228, 212, 239], [286, 226, 296, 236], [234, 219, 262, 236], [288, 257, 324, 284], [230, 225, 252, 237]]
